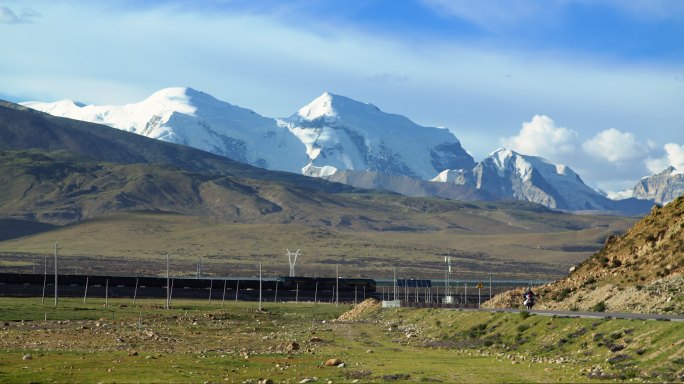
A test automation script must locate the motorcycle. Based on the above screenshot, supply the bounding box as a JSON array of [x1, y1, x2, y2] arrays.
[[523, 293, 536, 310]]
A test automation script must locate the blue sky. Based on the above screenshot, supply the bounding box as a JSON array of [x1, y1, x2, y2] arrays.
[[1, 0, 683, 193]]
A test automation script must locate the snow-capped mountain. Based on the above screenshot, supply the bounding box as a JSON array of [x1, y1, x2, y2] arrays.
[[19, 88, 655, 214], [473, 148, 608, 210], [281, 92, 475, 179], [434, 148, 651, 212], [22, 87, 309, 173], [630, 167, 684, 204]]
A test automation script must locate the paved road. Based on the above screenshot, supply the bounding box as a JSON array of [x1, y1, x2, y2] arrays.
[[447, 307, 684, 322]]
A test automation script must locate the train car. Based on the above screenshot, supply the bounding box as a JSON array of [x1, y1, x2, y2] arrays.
[[278, 276, 376, 293]]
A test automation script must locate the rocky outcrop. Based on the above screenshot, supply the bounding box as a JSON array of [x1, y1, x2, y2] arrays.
[[631, 166, 684, 204]]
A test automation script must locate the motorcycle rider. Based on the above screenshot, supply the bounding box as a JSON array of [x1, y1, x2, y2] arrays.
[[523, 287, 536, 308]]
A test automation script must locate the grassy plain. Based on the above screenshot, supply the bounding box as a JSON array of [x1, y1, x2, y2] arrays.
[[0, 209, 633, 280], [0, 297, 681, 383]]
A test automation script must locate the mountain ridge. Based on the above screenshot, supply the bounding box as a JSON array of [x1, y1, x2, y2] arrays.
[[0, 100, 355, 194], [23, 87, 310, 173], [283, 91, 475, 180], [18, 89, 675, 212], [630, 166, 684, 204], [432, 148, 653, 214], [22, 88, 476, 180]]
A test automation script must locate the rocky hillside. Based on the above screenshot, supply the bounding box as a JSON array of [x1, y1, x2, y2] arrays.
[[631, 166, 684, 205], [484, 196, 684, 314]]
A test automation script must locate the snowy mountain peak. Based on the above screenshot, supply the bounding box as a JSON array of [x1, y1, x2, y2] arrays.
[[140, 87, 233, 115], [432, 147, 619, 210], [488, 147, 515, 169], [22, 98, 85, 116], [295, 92, 387, 123], [22, 87, 309, 173], [485, 148, 573, 179], [297, 92, 338, 122], [146, 86, 195, 99], [664, 165, 680, 176], [286, 93, 476, 180], [630, 166, 684, 204]]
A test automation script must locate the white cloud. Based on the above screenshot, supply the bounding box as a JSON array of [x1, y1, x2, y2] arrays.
[[422, 0, 684, 28], [646, 143, 684, 174], [582, 128, 646, 162], [500, 115, 578, 159], [0, 6, 39, 24], [422, 0, 545, 29], [0, 6, 20, 23], [566, 0, 684, 21]]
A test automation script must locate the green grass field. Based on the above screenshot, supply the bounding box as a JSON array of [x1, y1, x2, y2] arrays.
[[0, 297, 681, 383]]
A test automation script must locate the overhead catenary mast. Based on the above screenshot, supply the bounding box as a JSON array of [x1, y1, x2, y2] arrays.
[[287, 249, 300, 277], [445, 256, 452, 298]]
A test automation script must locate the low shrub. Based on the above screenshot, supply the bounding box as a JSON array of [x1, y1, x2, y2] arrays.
[[592, 301, 607, 312]]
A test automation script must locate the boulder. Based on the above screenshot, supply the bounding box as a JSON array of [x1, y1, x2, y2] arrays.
[[324, 358, 342, 366]]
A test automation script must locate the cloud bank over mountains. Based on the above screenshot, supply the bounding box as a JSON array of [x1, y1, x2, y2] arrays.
[[501, 115, 682, 192], [501, 115, 578, 159], [647, 144, 684, 175]]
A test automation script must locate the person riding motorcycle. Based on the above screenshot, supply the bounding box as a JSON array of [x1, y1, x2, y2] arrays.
[[523, 288, 536, 309]]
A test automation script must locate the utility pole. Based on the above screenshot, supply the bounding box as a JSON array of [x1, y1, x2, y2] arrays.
[[54, 242, 60, 307], [166, 253, 170, 310], [489, 274, 492, 300], [393, 267, 397, 301], [258, 262, 263, 311], [444, 256, 452, 302], [336, 265, 339, 306], [41, 251, 47, 304], [197, 256, 202, 279]]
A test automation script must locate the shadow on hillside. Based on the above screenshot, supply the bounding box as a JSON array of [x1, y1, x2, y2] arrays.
[[0, 219, 59, 241]]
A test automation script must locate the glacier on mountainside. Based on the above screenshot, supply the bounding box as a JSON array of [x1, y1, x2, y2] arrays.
[[22, 87, 309, 173]]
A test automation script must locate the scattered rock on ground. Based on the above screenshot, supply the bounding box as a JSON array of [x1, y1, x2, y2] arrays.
[[324, 358, 342, 366]]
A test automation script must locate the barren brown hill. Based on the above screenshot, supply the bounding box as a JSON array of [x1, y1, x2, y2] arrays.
[[484, 196, 683, 314]]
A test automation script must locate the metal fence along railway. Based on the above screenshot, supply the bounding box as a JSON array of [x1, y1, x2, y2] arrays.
[[0, 273, 376, 303], [0, 273, 548, 306]]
